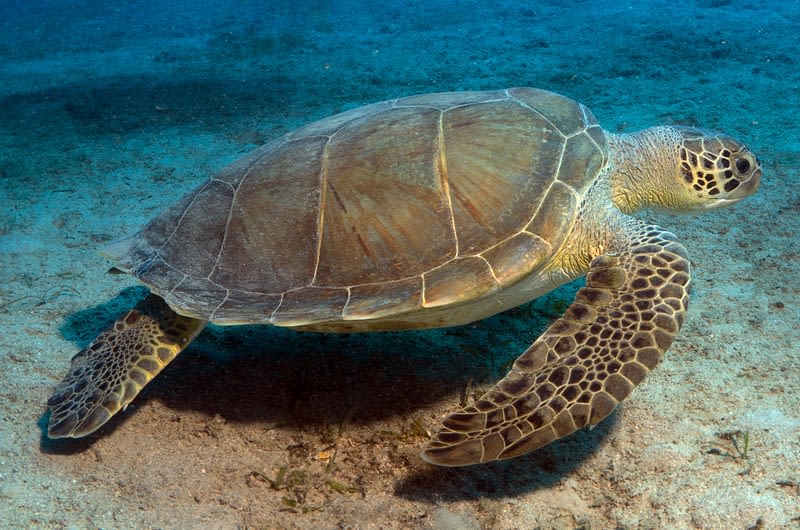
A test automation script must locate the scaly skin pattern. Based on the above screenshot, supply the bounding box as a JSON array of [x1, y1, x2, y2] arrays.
[[421, 222, 690, 465], [47, 295, 206, 438]]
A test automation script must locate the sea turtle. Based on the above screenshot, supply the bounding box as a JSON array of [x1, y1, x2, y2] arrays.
[[46, 87, 760, 466]]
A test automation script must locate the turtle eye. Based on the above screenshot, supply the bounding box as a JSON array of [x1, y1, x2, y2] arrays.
[[734, 157, 751, 175]]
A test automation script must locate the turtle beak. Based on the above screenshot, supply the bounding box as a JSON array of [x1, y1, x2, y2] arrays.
[[704, 197, 743, 210]]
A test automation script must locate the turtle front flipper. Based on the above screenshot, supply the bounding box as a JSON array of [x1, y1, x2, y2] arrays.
[[47, 294, 207, 439], [422, 224, 691, 466]]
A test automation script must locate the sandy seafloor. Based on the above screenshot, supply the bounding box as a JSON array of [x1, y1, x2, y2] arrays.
[[0, 0, 798, 528]]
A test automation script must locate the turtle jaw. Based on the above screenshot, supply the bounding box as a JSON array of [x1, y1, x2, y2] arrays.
[[698, 161, 761, 211], [700, 196, 745, 211]]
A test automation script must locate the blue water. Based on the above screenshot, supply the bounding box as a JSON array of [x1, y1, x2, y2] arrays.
[[0, 0, 797, 527]]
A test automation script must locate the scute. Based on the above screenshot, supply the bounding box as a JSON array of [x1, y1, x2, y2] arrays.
[[213, 136, 327, 292], [315, 105, 453, 285], [107, 88, 608, 327], [507, 87, 597, 136], [442, 97, 565, 255]]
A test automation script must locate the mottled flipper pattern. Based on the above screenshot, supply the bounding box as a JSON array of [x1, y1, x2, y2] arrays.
[[422, 223, 691, 466], [47, 294, 206, 438]]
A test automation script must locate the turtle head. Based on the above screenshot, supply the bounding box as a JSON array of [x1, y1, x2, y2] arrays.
[[610, 126, 761, 214], [671, 126, 761, 211]]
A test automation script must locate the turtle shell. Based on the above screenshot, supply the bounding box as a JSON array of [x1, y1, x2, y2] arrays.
[[105, 88, 608, 330]]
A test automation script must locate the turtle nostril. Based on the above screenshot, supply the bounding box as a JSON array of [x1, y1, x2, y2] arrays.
[[735, 157, 751, 174]]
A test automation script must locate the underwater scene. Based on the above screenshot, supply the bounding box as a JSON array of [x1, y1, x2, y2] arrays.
[[0, 0, 798, 527]]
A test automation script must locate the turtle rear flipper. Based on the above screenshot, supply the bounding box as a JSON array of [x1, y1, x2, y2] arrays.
[[47, 294, 206, 438], [422, 223, 691, 466]]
